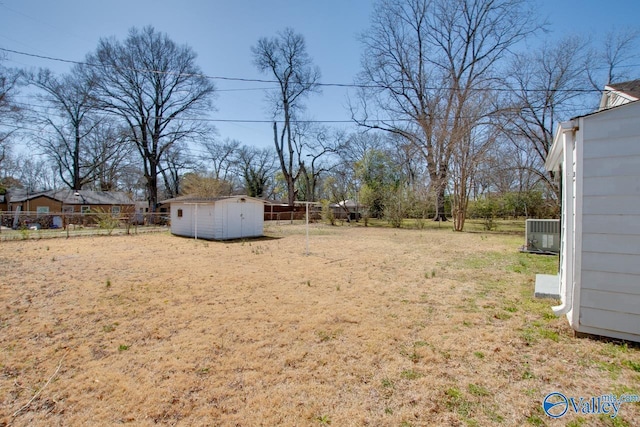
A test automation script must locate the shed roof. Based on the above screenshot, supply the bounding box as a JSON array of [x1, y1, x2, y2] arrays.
[[161, 195, 266, 204]]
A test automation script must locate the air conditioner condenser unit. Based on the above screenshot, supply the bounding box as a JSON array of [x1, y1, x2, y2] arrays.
[[522, 219, 560, 254]]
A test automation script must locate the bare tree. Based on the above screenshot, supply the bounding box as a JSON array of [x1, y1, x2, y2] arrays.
[[0, 59, 21, 170], [355, 0, 539, 221], [159, 141, 198, 199], [236, 145, 278, 198], [88, 26, 216, 209], [84, 119, 135, 191], [200, 138, 240, 182], [28, 67, 118, 190], [450, 98, 499, 231], [503, 36, 590, 201], [252, 28, 321, 206], [12, 155, 60, 192], [587, 28, 640, 89], [294, 124, 338, 202]]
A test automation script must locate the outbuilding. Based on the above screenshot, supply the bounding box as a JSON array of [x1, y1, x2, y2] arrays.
[[167, 195, 264, 240], [544, 81, 640, 342]]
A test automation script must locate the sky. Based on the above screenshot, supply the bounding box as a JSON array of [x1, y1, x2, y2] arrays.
[[2, 0, 640, 151]]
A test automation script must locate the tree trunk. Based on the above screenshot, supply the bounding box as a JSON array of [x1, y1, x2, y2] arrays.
[[433, 184, 448, 222], [73, 127, 82, 191], [148, 159, 158, 212]]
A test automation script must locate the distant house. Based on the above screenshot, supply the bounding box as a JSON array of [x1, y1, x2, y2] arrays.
[[330, 199, 364, 221], [598, 79, 640, 111], [5, 189, 135, 215], [165, 195, 264, 240], [543, 80, 640, 342]]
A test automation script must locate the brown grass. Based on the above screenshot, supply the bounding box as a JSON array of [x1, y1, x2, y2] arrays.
[[1, 223, 638, 426]]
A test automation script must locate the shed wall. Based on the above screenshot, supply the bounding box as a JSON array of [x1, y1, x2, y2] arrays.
[[218, 198, 263, 240], [170, 197, 264, 240], [170, 203, 194, 237]]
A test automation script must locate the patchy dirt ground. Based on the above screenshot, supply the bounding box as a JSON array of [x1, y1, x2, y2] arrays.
[[1, 223, 639, 426]]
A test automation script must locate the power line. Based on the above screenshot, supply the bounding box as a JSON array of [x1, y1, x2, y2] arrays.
[[0, 46, 611, 94]]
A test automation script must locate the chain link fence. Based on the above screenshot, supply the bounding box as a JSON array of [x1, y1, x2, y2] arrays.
[[0, 211, 170, 241]]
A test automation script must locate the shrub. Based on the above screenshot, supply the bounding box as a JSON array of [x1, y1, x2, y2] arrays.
[[94, 208, 121, 235], [321, 200, 336, 225]]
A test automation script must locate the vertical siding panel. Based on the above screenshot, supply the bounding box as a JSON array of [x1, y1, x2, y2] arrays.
[[577, 102, 640, 341]]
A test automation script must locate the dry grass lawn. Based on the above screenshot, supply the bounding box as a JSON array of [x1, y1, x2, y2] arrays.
[[1, 223, 639, 426]]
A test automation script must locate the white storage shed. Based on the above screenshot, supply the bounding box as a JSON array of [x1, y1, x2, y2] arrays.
[[545, 95, 640, 342], [168, 195, 264, 240]]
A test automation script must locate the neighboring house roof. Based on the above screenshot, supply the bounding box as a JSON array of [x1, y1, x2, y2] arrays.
[[8, 189, 134, 205], [548, 94, 640, 171], [7, 190, 56, 203], [52, 189, 134, 205], [607, 79, 640, 98], [330, 199, 362, 209], [599, 78, 640, 110]]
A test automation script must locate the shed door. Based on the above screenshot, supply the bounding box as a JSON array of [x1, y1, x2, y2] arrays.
[[225, 200, 245, 239]]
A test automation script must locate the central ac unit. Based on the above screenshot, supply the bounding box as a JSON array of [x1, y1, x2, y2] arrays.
[[523, 219, 560, 254]]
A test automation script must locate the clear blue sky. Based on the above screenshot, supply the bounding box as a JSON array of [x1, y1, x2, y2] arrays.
[[1, 0, 640, 150]]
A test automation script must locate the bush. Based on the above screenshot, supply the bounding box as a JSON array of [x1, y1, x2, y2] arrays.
[[383, 188, 409, 228], [470, 196, 500, 230], [320, 200, 336, 226], [94, 208, 121, 235]]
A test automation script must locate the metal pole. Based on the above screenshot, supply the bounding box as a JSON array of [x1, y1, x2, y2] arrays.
[[306, 202, 309, 255], [194, 204, 198, 240]]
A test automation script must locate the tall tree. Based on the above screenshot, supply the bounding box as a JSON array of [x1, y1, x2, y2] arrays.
[[87, 26, 216, 209], [503, 36, 590, 201], [12, 154, 60, 192], [159, 141, 197, 199], [355, 0, 538, 221], [294, 124, 337, 202], [450, 98, 499, 231], [325, 132, 387, 213], [200, 138, 240, 182], [252, 28, 321, 206], [236, 145, 277, 198], [587, 28, 640, 89], [84, 119, 135, 191], [28, 67, 111, 190], [0, 59, 21, 170], [356, 148, 402, 219]]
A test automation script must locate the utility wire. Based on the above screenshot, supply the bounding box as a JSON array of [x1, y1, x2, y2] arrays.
[[0, 46, 610, 94]]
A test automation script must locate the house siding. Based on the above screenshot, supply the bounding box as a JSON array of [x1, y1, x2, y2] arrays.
[[23, 197, 62, 213], [578, 102, 640, 340]]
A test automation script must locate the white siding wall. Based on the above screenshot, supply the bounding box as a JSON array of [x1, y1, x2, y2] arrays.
[[171, 203, 193, 237], [217, 198, 264, 239], [578, 102, 640, 340], [171, 197, 263, 240], [213, 204, 224, 239], [194, 204, 216, 240]]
